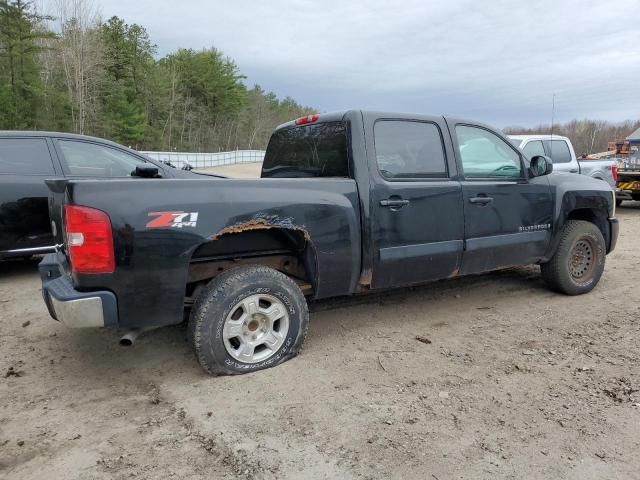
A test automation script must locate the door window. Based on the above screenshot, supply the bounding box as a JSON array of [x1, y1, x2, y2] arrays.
[[57, 140, 148, 177], [456, 126, 522, 178], [374, 120, 448, 179], [522, 140, 545, 158], [547, 140, 572, 163], [0, 138, 54, 175]]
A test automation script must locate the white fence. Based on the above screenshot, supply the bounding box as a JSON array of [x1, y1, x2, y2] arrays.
[[141, 150, 265, 170]]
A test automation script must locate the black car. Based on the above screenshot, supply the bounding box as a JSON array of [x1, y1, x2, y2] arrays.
[[0, 131, 197, 260]]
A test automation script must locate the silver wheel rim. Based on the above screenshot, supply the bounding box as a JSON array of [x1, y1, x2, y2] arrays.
[[223, 293, 290, 364]]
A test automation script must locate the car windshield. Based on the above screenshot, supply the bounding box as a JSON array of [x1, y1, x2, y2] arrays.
[[58, 140, 147, 177]]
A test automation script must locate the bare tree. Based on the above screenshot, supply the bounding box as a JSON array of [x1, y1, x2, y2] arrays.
[[505, 119, 640, 155], [55, 0, 101, 134]]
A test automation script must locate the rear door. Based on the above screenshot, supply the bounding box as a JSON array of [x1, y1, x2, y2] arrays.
[[368, 115, 464, 288], [0, 137, 60, 255], [449, 123, 553, 275], [543, 139, 578, 173]]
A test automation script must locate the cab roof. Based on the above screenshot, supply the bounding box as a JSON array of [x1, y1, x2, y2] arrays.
[[508, 134, 570, 142]]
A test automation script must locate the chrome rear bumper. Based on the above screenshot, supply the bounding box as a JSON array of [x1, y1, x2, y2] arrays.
[[49, 295, 107, 328], [39, 254, 118, 328]]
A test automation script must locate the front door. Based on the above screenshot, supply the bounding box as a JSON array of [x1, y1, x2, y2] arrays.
[[449, 123, 553, 275], [369, 116, 464, 288]]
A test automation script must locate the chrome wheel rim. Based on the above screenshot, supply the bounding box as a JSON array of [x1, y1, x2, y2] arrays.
[[569, 238, 595, 280], [223, 294, 290, 364]]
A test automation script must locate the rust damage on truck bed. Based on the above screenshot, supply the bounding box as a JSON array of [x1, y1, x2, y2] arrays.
[[210, 213, 311, 241]]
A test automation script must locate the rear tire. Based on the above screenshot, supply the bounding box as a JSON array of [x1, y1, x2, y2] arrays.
[[616, 199, 623, 207], [188, 265, 309, 375], [541, 220, 606, 295]]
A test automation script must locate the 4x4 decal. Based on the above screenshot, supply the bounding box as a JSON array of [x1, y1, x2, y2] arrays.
[[146, 211, 199, 228]]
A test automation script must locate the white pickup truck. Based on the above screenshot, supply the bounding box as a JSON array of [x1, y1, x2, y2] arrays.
[[508, 135, 617, 190]]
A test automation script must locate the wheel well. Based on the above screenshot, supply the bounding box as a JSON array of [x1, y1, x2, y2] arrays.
[[566, 208, 609, 245], [186, 229, 316, 300]]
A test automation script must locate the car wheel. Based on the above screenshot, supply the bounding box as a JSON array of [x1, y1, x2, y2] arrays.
[[616, 199, 623, 207], [188, 265, 309, 375], [541, 220, 606, 295]]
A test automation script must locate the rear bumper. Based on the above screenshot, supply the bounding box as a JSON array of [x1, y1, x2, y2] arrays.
[[608, 217, 619, 253], [39, 254, 118, 328], [616, 190, 633, 201]]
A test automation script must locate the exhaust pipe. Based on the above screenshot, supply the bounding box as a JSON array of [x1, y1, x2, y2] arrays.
[[119, 327, 156, 346]]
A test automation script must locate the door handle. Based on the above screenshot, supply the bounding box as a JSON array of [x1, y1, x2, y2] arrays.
[[569, 169, 579, 173], [469, 196, 493, 205], [380, 198, 410, 208]]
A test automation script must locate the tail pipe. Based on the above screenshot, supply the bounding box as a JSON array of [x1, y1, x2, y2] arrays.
[[119, 327, 158, 346]]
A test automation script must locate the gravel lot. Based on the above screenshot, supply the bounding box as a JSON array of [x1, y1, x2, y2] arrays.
[[1, 203, 639, 479], [197, 162, 263, 178]]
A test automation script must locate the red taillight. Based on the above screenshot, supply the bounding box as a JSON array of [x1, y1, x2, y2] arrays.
[[612, 164, 618, 182], [294, 114, 319, 125], [64, 205, 115, 274]]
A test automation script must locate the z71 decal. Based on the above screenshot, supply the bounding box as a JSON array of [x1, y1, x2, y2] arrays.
[[146, 211, 199, 228]]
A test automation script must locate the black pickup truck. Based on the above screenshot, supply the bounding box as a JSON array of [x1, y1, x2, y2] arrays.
[[39, 111, 618, 375]]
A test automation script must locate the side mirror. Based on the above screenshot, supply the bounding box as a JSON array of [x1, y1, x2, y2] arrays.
[[530, 155, 553, 177], [132, 164, 159, 178]]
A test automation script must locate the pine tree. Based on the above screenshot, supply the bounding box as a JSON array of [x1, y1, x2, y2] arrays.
[[0, 0, 54, 129]]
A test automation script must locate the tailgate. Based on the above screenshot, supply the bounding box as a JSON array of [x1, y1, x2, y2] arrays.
[[45, 179, 69, 256]]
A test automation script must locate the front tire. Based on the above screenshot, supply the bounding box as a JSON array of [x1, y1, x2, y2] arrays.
[[188, 265, 309, 375], [541, 220, 606, 295]]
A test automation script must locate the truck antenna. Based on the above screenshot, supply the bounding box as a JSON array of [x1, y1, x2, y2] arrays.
[[549, 93, 556, 155]]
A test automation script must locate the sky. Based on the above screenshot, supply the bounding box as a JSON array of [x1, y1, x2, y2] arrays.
[[66, 0, 640, 127]]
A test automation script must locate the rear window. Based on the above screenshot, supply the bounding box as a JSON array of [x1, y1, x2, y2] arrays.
[[262, 122, 349, 178], [0, 138, 54, 175], [548, 140, 572, 163]]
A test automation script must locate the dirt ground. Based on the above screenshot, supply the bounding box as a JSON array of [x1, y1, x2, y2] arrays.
[[198, 162, 262, 178], [1, 205, 640, 479]]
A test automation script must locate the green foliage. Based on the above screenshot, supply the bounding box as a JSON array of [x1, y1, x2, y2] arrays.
[[0, 6, 313, 151], [99, 16, 155, 147], [0, 0, 54, 129], [167, 48, 246, 117]]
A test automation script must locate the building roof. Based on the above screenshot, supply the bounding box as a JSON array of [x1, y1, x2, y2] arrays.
[[626, 127, 640, 141]]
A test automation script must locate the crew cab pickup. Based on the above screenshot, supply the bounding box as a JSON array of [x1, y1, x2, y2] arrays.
[[508, 134, 618, 190], [39, 111, 619, 375]]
